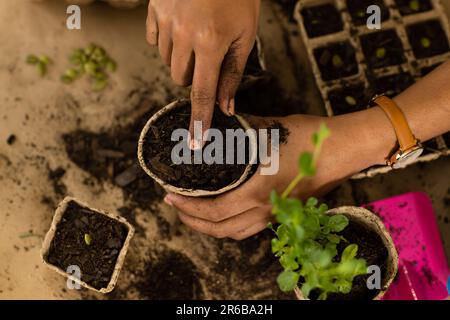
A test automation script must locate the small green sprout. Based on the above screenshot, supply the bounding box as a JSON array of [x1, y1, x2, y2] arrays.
[[409, 0, 420, 12], [26, 54, 52, 76], [84, 233, 92, 246], [376, 47, 386, 59], [345, 96, 357, 106], [356, 10, 366, 18], [62, 43, 117, 91], [270, 124, 368, 300], [332, 54, 343, 68], [421, 37, 431, 49]]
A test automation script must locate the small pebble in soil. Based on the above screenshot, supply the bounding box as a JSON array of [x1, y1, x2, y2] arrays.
[[6, 135, 16, 145]]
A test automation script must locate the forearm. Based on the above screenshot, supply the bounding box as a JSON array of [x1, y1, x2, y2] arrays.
[[338, 60, 450, 170]]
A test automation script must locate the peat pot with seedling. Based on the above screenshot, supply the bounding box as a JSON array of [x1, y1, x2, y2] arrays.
[[41, 197, 134, 293], [269, 124, 398, 300], [138, 99, 258, 197]]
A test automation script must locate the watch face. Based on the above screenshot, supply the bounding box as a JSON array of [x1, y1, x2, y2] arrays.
[[393, 148, 424, 169]]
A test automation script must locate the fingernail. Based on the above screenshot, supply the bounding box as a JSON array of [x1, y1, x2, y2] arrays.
[[164, 194, 174, 206], [228, 98, 235, 116], [188, 136, 202, 150]]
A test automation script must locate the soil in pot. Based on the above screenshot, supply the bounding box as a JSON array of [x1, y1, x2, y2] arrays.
[[373, 72, 415, 98], [328, 83, 370, 115], [406, 20, 450, 59], [301, 3, 343, 38], [308, 218, 389, 300], [141, 101, 253, 191], [360, 30, 406, 69], [420, 62, 442, 77], [394, 0, 433, 16], [346, 0, 390, 26], [314, 42, 359, 81], [45, 201, 129, 290]]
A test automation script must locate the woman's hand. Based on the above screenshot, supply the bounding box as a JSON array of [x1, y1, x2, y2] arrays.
[[163, 112, 380, 240], [146, 0, 261, 142]]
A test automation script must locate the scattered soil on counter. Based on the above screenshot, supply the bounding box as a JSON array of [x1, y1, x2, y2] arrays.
[[63, 102, 164, 211], [45, 201, 129, 290], [136, 249, 204, 300], [141, 101, 252, 191], [309, 218, 389, 300]]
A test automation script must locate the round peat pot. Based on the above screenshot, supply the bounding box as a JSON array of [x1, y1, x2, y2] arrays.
[[41, 197, 135, 294], [294, 206, 398, 300], [138, 99, 258, 197]]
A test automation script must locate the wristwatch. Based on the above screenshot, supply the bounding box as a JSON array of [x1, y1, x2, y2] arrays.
[[371, 94, 423, 169]]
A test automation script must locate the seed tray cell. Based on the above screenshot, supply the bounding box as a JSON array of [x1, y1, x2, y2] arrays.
[[294, 0, 450, 178]]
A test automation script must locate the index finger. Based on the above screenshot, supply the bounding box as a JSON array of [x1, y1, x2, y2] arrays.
[[189, 51, 224, 149]]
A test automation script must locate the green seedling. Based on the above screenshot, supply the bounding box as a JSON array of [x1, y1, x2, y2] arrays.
[[376, 47, 386, 59], [420, 37, 431, 49], [62, 43, 117, 91], [26, 54, 52, 76], [332, 54, 343, 68], [409, 0, 420, 11], [345, 96, 357, 106], [269, 124, 367, 300], [356, 10, 366, 18], [84, 233, 92, 246]]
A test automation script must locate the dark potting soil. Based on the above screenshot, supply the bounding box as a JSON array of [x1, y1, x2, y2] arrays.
[[406, 20, 450, 59], [328, 83, 370, 115], [301, 3, 343, 38], [443, 132, 450, 148], [309, 217, 389, 300], [372, 72, 415, 98], [346, 0, 390, 26], [395, 0, 433, 16], [6, 134, 16, 145], [360, 30, 406, 69], [63, 103, 164, 211], [420, 63, 442, 77], [314, 42, 359, 81], [141, 102, 253, 191], [136, 249, 203, 300], [45, 201, 129, 290], [244, 43, 264, 77]]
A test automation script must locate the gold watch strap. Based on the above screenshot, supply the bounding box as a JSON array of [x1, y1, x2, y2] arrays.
[[373, 95, 418, 152]]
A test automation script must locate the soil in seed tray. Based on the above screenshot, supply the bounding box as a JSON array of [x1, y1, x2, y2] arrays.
[[395, 0, 432, 16], [360, 30, 406, 69], [45, 201, 129, 290], [142, 102, 252, 191], [420, 63, 442, 77], [346, 0, 390, 26], [406, 20, 450, 59], [301, 3, 343, 38], [308, 218, 389, 300], [244, 43, 264, 77], [328, 83, 370, 115], [314, 42, 359, 81], [373, 72, 415, 98]]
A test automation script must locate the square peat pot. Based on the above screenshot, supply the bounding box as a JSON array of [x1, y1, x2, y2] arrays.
[[406, 20, 450, 59], [346, 0, 390, 26], [328, 83, 370, 115], [300, 2, 343, 38], [360, 29, 406, 69], [363, 192, 449, 300], [313, 42, 359, 81], [41, 197, 135, 293], [373, 72, 415, 98], [394, 0, 433, 16]]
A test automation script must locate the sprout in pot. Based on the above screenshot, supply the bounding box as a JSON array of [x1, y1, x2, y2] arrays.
[[269, 124, 398, 300], [138, 99, 258, 197], [41, 197, 134, 293]]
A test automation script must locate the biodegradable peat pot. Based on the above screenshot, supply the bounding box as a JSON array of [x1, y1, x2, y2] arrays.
[[294, 206, 398, 300], [138, 99, 258, 197], [41, 197, 135, 293]]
